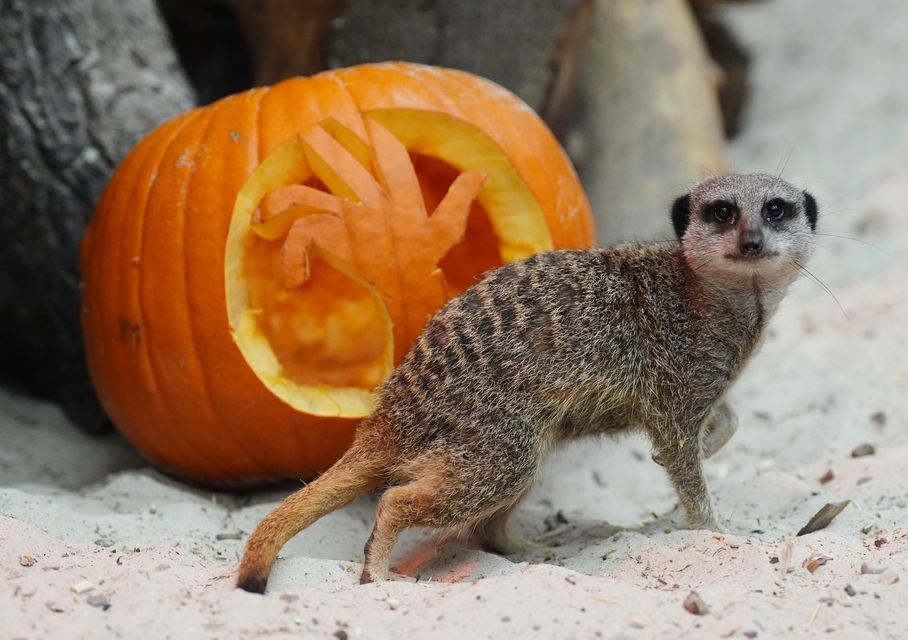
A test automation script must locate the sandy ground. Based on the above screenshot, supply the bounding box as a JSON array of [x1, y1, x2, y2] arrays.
[[3, 0, 908, 638]]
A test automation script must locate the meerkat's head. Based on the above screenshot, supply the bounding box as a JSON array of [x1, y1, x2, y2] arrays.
[[670, 173, 817, 278]]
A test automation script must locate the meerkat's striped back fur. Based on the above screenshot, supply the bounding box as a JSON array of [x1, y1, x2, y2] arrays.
[[238, 174, 818, 592]]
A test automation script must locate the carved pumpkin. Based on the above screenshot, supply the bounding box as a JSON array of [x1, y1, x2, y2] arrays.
[[81, 63, 594, 483]]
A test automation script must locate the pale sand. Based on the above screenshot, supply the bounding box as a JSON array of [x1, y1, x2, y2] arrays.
[[3, 0, 908, 637]]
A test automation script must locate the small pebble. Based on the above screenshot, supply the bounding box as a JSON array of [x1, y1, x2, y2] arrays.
[[19, 555, 35, 567], [70, 579, 95, 595], [861, 562, 887, 575], [385, 597, 400, 610], [851, 443, 875, 458], [879, 571, 899, 586], [333, 631, 349, 640], [86, 594, 111, 610], [844, 584, 856, 596], [683, 590, 709, 615]]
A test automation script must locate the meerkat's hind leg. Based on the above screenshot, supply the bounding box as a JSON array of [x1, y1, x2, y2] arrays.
[[361, 446, 544, 582], [701, 402, 738, 459], [475, 494, 540, 555], [360, 477, 441, 584]]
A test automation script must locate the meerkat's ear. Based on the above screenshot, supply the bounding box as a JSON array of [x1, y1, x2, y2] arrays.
[[671, 194, 692, 240], [802, 191, 818, 231]]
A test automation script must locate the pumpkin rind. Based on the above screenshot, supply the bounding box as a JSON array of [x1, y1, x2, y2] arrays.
[[82, 63, 594, 483]]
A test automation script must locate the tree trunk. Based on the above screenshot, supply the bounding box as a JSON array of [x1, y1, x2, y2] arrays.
[[0, 0, 195, 432], [231, 0, 591, 129], [568, 0, 729, 243]]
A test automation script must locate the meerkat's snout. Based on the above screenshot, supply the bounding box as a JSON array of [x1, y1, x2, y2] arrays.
[[738, 227, 764, 257]]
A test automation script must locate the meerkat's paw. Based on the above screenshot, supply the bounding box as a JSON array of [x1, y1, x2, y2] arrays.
[[480, 526, 542, 555], [359, 565, 389, 584], [684, 515, 726, 534]]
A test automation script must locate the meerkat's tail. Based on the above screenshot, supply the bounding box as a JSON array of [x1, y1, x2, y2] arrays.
[[237, 441, 387, 593]]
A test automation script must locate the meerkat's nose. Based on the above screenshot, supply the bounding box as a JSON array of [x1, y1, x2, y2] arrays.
[[739, 229, 764, 256]]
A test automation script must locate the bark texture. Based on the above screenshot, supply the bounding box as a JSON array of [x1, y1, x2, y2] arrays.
[[0, 0, 195, 432], [326, 0, 589, 122]]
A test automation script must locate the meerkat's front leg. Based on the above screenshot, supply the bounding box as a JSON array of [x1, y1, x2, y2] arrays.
[[652, 428, 722, 531], [701, 402, 738, 459]]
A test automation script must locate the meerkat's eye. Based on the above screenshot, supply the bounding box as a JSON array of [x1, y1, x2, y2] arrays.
[[708, 201, 735, 224], [764, 199, 788, 222]]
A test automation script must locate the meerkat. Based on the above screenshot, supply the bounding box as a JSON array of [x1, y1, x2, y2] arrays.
[[237, 173, 818, 592]]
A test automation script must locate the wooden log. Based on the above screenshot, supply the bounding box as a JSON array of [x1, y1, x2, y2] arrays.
[[230, 0, 589, 125], [0, 0, 195, 432], [232, 0, 340, 87], [567, 0, 729, 243], [157, 0, 254, 104]]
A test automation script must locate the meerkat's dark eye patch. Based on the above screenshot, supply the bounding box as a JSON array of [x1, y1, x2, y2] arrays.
[[763, 198, 791, 222], [671, 194, 691, 240], [705, 200, 736, 224], [803, 191, 818, 231]]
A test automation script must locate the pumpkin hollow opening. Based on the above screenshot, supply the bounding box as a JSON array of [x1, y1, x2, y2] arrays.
[[245, 240, 390, 391], [410, 153, 502, 296]]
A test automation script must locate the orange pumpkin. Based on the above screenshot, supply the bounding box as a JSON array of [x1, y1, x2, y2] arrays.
[[81, 62, 595, 484]]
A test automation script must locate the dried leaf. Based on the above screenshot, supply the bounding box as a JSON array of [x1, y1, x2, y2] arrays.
[[851, 443, 875, 457], [588, 593, 617, 604], [806, 603, 821, 625], [796, 501, 850, 536], [803, 555, 830, 574], [683, 590, 709, 615]]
